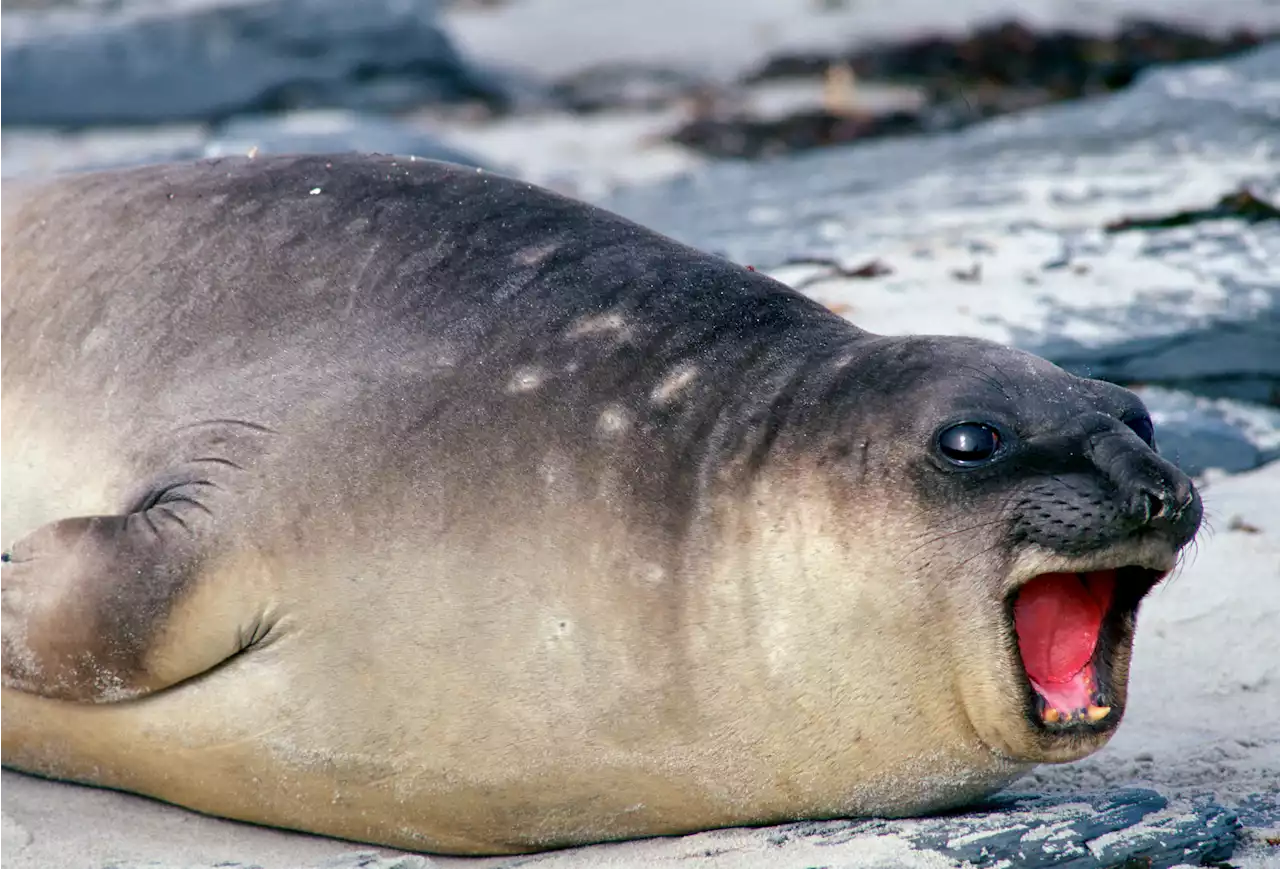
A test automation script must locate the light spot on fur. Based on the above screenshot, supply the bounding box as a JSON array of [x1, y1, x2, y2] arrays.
[[80, 324, 109, 354], [394, 826, 437, 845], [651, 365, 698, 405], [641, 563, 667, 585], [232, 199, 264, 218], [91, 670, 147, 703], [567, 312, 631, 342], [541, 615, 579, 652], [508, 366, 546, 393], [300, 276, 328, 298], [515, 242, 559, 267], [539, 452, 575, 498], [596, 405, 629, 436], [1, 622, 41, 688], [425, 341, 457, 369]]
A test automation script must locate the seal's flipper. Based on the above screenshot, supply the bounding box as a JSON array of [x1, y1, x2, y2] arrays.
[[1, 502, 259, 704]]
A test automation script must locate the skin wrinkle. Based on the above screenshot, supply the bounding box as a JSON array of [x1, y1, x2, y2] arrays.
[[953, 363, 1018, 407], [2, 155, 1203, 855]]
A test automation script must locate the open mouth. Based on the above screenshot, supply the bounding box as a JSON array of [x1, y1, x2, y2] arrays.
[[1011, 566, 1166, 731]]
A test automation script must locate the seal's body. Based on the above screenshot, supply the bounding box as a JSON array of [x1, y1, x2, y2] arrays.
[[1, 155, 1201, 854]]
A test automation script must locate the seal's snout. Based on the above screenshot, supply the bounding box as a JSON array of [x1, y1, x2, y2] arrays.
[[1097, 430, 1202, 548], [1128, 473, 1200, 544], [1013, 415, 1203, 556], [989, 402, 1203, 761]]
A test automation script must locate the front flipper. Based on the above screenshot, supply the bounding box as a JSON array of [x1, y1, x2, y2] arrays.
[[2, 493, 262, 703]]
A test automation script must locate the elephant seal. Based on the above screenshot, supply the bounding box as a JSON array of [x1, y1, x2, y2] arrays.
[[1, 154, 1201, 855]]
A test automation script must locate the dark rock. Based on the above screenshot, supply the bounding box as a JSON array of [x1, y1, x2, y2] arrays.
[[916, 789, 1239, 868], [1136, 387, 1280, 476], [672, 106, 928, 161], [753, 18, 1272, 95], [550, 63, 717, 114], [1231, 790, 1280, 830], [503, 788, 1237, 869], [1105, 185, 1280, 232], [677, 18, 1276, 160], [1, 0, 509, 128]]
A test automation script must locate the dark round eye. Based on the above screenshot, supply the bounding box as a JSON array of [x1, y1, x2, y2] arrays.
[[1124, 413, 1156, 447], [938, 422, 1001, 465]]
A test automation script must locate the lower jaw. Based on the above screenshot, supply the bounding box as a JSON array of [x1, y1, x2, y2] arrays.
[[1000, 709, 1117, 764], [1019, 673, 1126, 763], [1027, 734, 1112, 765], [1030, 664, 1114, 726], [982, 720, 1111, 766], [989, 664, 1127, 763]]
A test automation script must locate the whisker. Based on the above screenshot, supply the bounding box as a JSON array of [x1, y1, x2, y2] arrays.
[[907, 517, 1008, 552]]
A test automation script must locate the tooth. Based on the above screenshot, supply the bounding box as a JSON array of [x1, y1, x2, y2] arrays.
[[1043, 708, 1061, 723], [1086, 705, 1111, 722]]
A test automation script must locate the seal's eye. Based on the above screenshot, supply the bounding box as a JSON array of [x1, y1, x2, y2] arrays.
[[938, 422, 1001, 465], [1124, 413, 1156, 447]]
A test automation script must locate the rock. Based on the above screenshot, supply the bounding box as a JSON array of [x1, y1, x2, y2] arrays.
[[1137, 387, 1280, 476], [1233, 790, 1280, 830], [1, 0, 509, 128], [900, 789, 1239, 869], [674, 19, 1275, 160], [550, 63, 717, 114], [602, 45, 1280, 405], [747, 18, 1273, 90]]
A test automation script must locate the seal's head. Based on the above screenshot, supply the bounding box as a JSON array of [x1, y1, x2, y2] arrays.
[[790, 333, 1202, 769]]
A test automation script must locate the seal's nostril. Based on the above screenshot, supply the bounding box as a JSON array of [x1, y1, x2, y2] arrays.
[[1145, 491, 1166, 522], [1173, 477, 1196, 513]]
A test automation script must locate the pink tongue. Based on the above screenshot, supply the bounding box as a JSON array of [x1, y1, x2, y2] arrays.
[[1014, 571, 1115, 685]]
